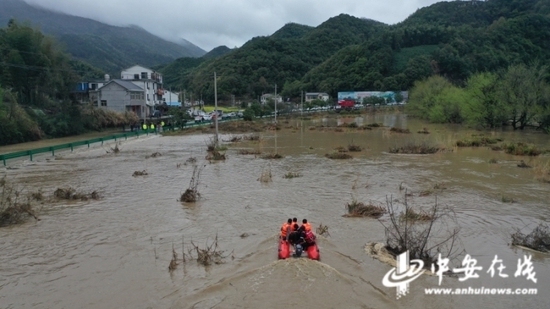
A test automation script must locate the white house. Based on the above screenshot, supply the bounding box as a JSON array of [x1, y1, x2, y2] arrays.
[[78, 65, 166, 120], [121, 65, 164, 108], [305, 92, 330, 102], [261, 93, 282, 104], [162, 89, 181, 107]]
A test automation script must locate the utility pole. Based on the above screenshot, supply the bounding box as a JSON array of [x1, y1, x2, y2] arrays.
[[274, 84, 277, 123], [214, 71, 219, 146], [301, 90, 303, 117]]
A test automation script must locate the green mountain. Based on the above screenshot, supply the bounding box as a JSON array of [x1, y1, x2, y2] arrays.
[[0, 0, 206, 75], [154, 45, 233, 89], [202, 46, 233, 59], [174, 0, 549, 102], [184, 14, 387, 102]]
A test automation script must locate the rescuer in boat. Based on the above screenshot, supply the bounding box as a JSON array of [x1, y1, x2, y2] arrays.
[[291, 218, 299, 232], [291, 225, 317, 257], [301, 219, 312, 232], [281, 218, 292, 240]]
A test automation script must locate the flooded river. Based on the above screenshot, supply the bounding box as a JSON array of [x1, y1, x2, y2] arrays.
[[0, 113, 549, 309]]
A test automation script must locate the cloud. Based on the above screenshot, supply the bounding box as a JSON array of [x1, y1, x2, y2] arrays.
[[24, 0, 441, 51]]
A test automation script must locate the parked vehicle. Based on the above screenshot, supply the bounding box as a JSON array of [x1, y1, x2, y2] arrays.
[[194, 112, 212, 122], [338, 99, 355, 111]]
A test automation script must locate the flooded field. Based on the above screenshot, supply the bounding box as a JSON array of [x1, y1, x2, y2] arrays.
[[0, 113, 549, 309]]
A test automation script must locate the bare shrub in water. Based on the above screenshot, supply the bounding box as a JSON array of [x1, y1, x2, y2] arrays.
[[316, 223, 331, 237], [261, 153, 283, 159], [180, 164, 205, 202], [0, 177, 39, 226], [146, 152, 162, 159], [399, 207, 434, 222], [179, 234, 230, 267], [206, 150, 226, 161], [344, 199, 386, 218], [132, 170, 148, 177], [205, 136, 228, 152], [325, 152, 352, 159], [379, 193, 463, 267], [347, 142, 362, 152], [54, 187, 102, 201], [390, 127, 411, 134], [511, 223, 550, 253], [389, 142, 443, 154]]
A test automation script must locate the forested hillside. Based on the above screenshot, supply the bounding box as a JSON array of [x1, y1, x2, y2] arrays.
[[174, 0, 549, 104], [180, 14, 387, 102], [0, 0, 205, 75], [155, 46, 233, 88], [0, 21, 137, 145]]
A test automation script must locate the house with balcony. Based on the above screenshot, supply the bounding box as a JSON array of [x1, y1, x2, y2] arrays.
[[83, 65, 165, 120]]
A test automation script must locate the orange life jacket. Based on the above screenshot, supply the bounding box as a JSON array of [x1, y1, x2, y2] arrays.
[[303, 222, 312, 232], [291, 222, 298, 232], [281, 223, 291, 238]]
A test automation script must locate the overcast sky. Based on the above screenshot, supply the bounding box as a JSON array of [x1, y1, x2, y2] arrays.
[[25, 0, 443, 51]]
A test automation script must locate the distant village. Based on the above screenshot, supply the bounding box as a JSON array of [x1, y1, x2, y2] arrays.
[[75, 65, 407, 121]]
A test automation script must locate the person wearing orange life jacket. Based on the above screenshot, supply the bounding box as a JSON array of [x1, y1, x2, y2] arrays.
[[301, 219, 312, 232], [280, 218, 292, 240]]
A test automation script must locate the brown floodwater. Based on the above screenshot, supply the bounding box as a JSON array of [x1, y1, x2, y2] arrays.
[[1, 113, 549, 309]]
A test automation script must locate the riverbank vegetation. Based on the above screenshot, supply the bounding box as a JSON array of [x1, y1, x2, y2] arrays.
[[455, 136, 501, 147], [0, 21, 141, 146], [407, 64, 550, 133]]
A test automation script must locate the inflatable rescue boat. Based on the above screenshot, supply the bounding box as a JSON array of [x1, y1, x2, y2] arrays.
[[278, 239, 319, 260]]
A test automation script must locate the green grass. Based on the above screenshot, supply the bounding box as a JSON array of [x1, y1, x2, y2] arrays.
[[203, 106, 241, 113], [455, 136, 501, 147], [502, 142, 542, 156], [283, 172, 302, 179]]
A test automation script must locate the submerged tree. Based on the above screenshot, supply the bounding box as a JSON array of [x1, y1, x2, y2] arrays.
[[380, 194, 463, 266]]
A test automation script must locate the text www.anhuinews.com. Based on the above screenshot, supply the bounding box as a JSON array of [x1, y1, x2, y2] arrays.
[[425, 287, 537, 295]]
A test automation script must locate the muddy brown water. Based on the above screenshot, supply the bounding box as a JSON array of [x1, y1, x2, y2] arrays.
[[1, 113, 549, 309]]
